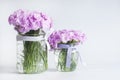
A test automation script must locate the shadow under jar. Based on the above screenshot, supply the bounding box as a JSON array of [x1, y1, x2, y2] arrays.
[[54, 44, 79, 72], [16, 30, 48, 74]]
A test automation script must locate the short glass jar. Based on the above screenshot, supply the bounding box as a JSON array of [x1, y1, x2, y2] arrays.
[[54, 44, 79, 72]]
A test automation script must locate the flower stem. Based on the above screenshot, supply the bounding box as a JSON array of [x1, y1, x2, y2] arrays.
[[21, 29, 47, 74], [57, 49, 77, 72]]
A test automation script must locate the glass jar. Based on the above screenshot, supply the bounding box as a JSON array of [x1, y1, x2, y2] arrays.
[[54, 44, 79, 72], [16, 30, 48, 74]]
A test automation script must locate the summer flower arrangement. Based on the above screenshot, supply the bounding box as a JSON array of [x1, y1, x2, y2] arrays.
[[48, 30, 85, 71], [8, 9, 85, 73], [8, 9, 52, 73]]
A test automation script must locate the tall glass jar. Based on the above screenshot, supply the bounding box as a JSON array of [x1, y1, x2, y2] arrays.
[[16, 30, 48, 74], [54, 44, 79, 72]]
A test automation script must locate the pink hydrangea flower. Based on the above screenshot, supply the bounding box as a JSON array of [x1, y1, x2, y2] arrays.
[[48, 29, 85, 49], [8, 9, 52, 34]]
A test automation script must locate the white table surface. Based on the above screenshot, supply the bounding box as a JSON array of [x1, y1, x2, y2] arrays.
[[0, 64, 120, 80]]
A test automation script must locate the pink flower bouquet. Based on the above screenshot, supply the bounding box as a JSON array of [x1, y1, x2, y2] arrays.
[[8, 9, 52, 73], [48, 29, 85, 71]]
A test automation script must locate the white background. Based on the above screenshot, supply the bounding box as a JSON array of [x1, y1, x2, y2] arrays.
[[0, 0, 120, 80]]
